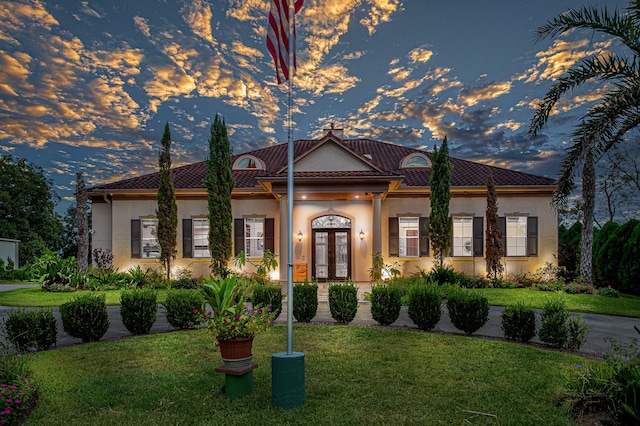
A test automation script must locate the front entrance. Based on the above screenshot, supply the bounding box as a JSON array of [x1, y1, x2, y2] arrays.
[[311, 215, 351, 281]]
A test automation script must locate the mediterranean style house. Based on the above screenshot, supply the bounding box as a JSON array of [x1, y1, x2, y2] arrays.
[[88, 129, 558, 284]]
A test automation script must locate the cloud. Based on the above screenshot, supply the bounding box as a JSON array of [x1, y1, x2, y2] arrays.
[[180, 0, 217, 47], [145, 66, 197, 111], [133, 16, 151, 38], [408, 46, 433, 63], [360, 0, 403, 35], [458, 81, 512, 106], [84, 48, 144, 76], [522, 39, 612, 83]]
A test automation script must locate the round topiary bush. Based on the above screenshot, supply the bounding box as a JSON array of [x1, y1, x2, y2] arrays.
[[164, 290, 204, 329], [538, 297, 569, 347], [446, 287, 489, 335], [293, 281, 318, 322], [60, 293, 110, 343], [407, 284, 442, 331], [370, 285, 401, 326], [501, 302, 536, 342], [3, 308, 57, 351], [120, 288, 158, 335], [328, 282, 358, 324], [252, 284, 283, 320]]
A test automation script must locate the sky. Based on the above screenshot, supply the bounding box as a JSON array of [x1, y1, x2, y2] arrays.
[[0, 0, 631, 214]]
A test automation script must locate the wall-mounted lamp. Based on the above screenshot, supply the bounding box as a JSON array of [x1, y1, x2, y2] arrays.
[[297, 230, 303, 241], [359, 229, 365, 240]]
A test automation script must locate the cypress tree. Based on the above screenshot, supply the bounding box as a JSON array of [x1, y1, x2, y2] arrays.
[[206, 114, 234, 277], [428, 136, 452, 267], [485, 170, 503, 280], [156, 123, 178, 280]]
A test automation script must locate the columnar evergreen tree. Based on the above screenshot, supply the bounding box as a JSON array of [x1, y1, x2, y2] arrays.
[[428, 136, 452, 267], [485, 171, 503, 280], [75, 172, 89, 272], [156, 123, 178, 280], [206, 114, 234, 277]]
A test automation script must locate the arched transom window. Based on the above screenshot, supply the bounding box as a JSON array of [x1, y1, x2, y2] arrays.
[[312, 215, 351, 229], [401, 153, 431, 168], [233, 155, 264, 170]]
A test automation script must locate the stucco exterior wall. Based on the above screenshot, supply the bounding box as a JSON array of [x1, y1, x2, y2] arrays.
[[91, 202, 112, 255], [93, 191, 556, 281]]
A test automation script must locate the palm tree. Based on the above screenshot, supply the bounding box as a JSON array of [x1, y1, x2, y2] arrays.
[[529, 1, 640, 283]]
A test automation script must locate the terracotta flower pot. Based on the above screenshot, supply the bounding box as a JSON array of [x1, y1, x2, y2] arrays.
[[218, 337, 254, 360]]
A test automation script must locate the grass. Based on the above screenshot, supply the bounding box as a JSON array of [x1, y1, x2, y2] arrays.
[[0, 286, 172, 307], [2, 285, 640, 318], [474, 288, 640, 318], [22, 325, 586, 425]]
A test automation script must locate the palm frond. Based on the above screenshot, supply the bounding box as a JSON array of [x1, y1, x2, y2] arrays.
[[529, 55, 635, 137], [535, 5, 640, 54]]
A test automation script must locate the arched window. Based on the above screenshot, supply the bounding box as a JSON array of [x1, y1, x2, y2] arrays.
[[401, 153, 431, 168], [233, 155, 264, 170], [312, 215, 351, 229]]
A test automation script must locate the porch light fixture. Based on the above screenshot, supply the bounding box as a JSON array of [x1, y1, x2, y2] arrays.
[[359, 229, 365, 240], [297, 230, 303, 241]]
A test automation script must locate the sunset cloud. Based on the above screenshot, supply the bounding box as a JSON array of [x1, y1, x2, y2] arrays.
[[458, 81, 512, 106]]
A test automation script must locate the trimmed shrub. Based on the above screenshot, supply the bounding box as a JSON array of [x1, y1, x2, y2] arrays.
[[328, 282, 358, 324], [60, 293, 110, 343], [501, 302, 536, 342], [120, 288, 158, 335], [597, 286, 620, 298], [407, 284, 442, 331], [164, 290, 204, 329], [566, 314, 590, 351], [460, 275, 489, 289], [173, 277, 199, 289], [538, 297, 570, 347], [446, 287, 490, 335], [252, 284, 283, 320], [3, 308, 57, 351], [292, 281, 318, 322], [370, 285, 402, 326], [427, 265, 464, 285], [535, 281, 564, 292]]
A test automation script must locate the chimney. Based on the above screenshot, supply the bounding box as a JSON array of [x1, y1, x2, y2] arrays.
[[323, 122, 344, 140]]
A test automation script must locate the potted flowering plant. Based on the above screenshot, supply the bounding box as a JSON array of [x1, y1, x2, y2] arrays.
[[199, 275, 275, 360]]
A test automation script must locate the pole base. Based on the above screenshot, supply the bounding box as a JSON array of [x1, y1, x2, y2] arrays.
[[271, 351, 305, 409]]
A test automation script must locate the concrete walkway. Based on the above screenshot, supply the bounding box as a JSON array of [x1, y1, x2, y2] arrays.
[[0, 284, 638, 356]]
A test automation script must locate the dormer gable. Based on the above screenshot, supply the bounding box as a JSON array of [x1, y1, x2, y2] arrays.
[[278, 133, 383, 174]]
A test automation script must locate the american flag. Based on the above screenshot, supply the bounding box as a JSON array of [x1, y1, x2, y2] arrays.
[[267, 0, 303, 84]]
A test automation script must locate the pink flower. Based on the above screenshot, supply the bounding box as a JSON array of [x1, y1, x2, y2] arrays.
[[14, 399, 20, 404]]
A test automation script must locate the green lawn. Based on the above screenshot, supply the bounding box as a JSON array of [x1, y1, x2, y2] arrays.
[[474, 288, 640, 318], [2, 285, 640, 318], [0, 286, 171, 307], [23, 326, 586, 425]]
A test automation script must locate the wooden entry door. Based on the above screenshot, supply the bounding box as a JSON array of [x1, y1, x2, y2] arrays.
[[312, 229, 351, 281]]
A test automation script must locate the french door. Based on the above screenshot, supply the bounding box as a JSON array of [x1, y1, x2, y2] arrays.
[[312, 229, 351, 281]]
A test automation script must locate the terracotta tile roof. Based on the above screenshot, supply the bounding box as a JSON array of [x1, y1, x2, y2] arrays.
[[89, 137, 555, 192]]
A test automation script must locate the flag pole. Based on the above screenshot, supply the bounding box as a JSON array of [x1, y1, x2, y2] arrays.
[[271, 0, 305, 409], [286, 0, 294, 355]]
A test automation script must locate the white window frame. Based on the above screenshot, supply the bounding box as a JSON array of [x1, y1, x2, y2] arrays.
[[193, 218, 211, 258], [245, 218, 265, 258], [398, 217, 419, 258], [453, 217, 473, 257], [141, 219, 160, 259], [506, 216, 527, 257]]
